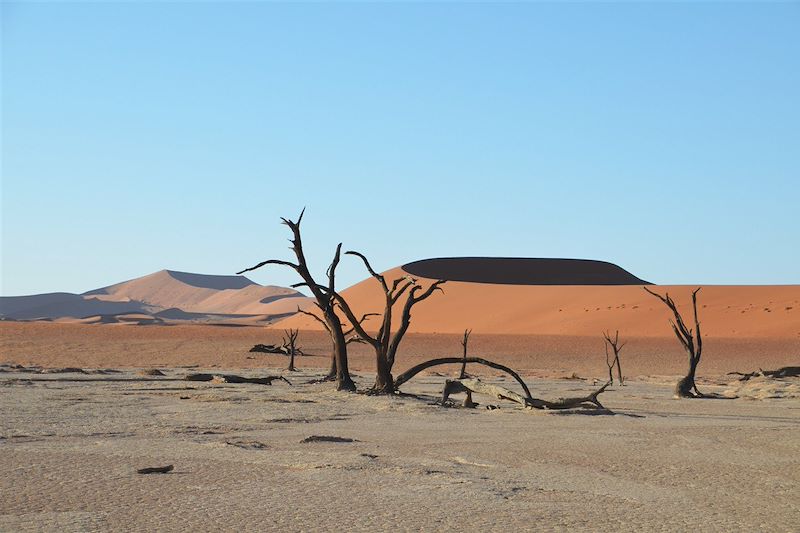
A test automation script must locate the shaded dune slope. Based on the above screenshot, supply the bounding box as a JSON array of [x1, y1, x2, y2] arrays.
[[0, 293, 152, 321], [403, 257, 650, 285]]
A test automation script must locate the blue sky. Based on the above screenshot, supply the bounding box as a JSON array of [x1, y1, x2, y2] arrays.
[[2, 1, 798, 296]]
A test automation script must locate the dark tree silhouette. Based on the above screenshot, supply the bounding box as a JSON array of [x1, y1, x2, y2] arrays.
[[644, 286, 704, 398], [457, 329, 475, 406], [333, 250, 446, 393], [459, 329, 472, 379], [237, 210, 357, 391], [296, 305, 375, 381], [602, 330, 625, 385], [283, 329, 299, 371]]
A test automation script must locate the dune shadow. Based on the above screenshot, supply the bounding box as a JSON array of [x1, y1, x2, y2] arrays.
[[402, 257, 650, 285]]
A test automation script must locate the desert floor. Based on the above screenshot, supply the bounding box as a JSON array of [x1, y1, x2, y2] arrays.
[[1, 323, 798, 531], [1, 322, 798, 378]]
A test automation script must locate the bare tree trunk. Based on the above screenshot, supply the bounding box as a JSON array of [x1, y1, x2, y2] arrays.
[[372, 348, 394, 394], [297, 307, 336, 381], [329, 318, 356, 391], [459, 329, 471, 379], [676, 360, 699, 397], [324, 355, 337, 382]]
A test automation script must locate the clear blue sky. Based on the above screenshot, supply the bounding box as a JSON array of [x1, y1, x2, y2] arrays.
[[2, 1, 798, 296]]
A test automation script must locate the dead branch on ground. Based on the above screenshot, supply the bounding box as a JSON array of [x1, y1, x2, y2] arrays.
[[442, 378, 610, 410], [394, 356, 611, 410], [184, 373, 291, 386], [728, 366, 800, 381]]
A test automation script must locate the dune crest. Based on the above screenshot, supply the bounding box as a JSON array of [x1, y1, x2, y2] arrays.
[[277, 260, 800, 338]]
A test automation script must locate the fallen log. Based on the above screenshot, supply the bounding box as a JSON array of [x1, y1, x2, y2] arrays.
[[137, 465, 174, 474], [184, 373, 291, 386], [394, 357, 533, 401], [728, 366, 800, 381], [249, 344, 305, 356], [532, 380, 610, 410], [443, 378, 530, 407], [301, 435, 357, 443], [441, 377, 611, 410]]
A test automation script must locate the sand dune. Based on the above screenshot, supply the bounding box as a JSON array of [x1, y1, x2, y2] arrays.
[[2, 368, 797, 532], [0, 292, 155, 321], [85, 270, 307, 314], [1, 270, 309, 323], [277, 261, 800, 339]]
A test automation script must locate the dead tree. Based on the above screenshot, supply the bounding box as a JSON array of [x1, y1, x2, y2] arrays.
[[238, 210, 356, 391], [333, 251, 446, 393], [297, 305, 377, 381], [602, 330, 625, 385], [458, 329, 474, 405], [644, 286, 704, 398], [283, 329, 299, 371], [459, 329, 472, 379]]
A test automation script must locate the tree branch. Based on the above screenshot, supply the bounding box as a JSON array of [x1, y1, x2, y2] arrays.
[[296, 307, 331, 333], [333, 292, 379, 347], [345, 250, 388, 292], [237, 258, 299, 276]]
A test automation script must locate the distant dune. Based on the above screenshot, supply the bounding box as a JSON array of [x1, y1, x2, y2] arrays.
[[0, 292, 153, 321], [1, 270, 309, 324], [277, 259, 800, 339]]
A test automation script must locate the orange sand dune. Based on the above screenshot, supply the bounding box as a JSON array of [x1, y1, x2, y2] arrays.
[[276, 265, 800, 339], [1, 270, 309, 321], [86, 269, 307, 315]]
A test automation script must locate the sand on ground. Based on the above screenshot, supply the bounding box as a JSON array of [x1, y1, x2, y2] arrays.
[[1, 367, 798, 532]]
